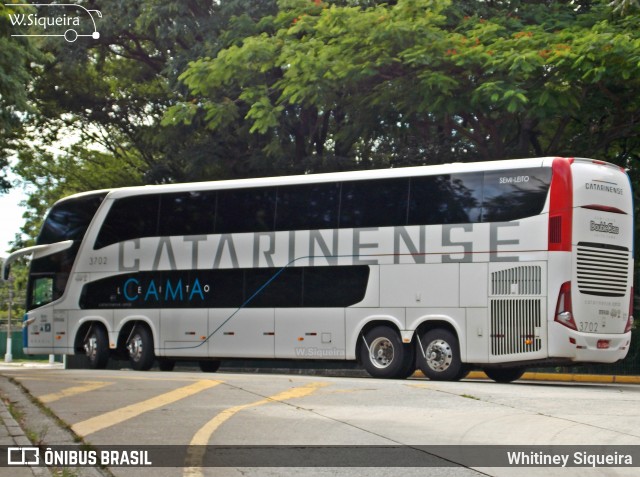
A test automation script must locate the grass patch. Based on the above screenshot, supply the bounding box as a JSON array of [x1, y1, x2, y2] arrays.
[[461, 394, 481, 400]]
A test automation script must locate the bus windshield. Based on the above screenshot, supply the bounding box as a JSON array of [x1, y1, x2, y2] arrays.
[[27, 192, 107, 310]]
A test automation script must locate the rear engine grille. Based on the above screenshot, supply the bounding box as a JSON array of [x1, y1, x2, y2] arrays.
[[491, 265, 542, 296], [576, 242, 630, 297], [490, 299, 542, 356]]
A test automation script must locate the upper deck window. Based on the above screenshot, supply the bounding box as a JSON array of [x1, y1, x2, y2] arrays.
[[92, 166, 553, 249], [38, 192, 107, 245], [482, 168, 552, 222]]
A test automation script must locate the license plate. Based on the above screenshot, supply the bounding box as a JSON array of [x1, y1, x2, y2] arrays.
[[597, 340, 610, 349]]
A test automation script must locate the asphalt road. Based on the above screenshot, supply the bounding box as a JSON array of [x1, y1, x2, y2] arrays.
[[1, 366, 639, 477]]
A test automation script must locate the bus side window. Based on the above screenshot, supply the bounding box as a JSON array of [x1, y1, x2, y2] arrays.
[[216, 188, 276, 234], [159, 191, 216, 236], [275, 183, 340, 231], [95, 195, 160, 249], [482, 168, 552, 222], [340, 179, 409, 228], [409, 173, 482, 225], [31, 276, 54, 307]]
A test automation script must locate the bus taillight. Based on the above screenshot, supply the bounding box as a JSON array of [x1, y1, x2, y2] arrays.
[[625, 286, 634, 333], [548, 158, 573, 251], [555, 281, 577, 330]]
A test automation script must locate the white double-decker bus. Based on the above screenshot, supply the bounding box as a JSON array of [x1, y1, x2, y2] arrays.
[[3, 157, 634, 382]]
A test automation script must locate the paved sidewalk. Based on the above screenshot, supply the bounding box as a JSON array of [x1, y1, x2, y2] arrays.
[[0, 363, 61, 477], [0, 361, 638, 477], [0, 392, 50, 477]]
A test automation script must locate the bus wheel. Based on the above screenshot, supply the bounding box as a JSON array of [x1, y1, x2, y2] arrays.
[[84, 325, 109, 369], [417, 328, 466, 381], [199, 360, 221, 373], [360, 326, 408, 379], [484, 367, 526, 383], [157, 358, 176, 372], [127, 326, 155, 371]]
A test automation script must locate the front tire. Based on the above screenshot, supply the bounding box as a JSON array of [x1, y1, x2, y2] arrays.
[[360, 326, 411, 379], [417, 328, 467, 381], [484, 367, 526, 383], [127, 325, 155, 371], [84, 325, 109, 370]]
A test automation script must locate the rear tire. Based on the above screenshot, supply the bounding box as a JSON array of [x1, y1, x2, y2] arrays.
[[484, 367, 526, 383], [199, 360, 221, 373], [417, 328, 467, 381], [360, 326, 410, 379], [84, 325, 109, 370], [127, 325, 155, 371]]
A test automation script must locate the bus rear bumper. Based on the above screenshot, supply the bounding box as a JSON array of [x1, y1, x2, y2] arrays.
[[549, 323, 631, 363]]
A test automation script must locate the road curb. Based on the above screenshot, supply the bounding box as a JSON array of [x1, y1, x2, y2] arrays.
[[413, 370, 640, 384]]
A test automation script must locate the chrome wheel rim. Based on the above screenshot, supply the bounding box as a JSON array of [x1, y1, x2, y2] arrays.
[[369, 337, 394, 369], [127, 334, 144, 362], [425, 339, 452, 372], [84, 335, 97, 360]]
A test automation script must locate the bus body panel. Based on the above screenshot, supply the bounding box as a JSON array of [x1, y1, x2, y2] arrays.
[[546, 251, 573, 358], [160, 309, 209, 357], [380, 263, 460, 308], [571, 160, 632, 354], [275, 308, 346, 359], [465, 308, 489, 363], [16, 157, 633, 377], [24, 305, 54, 352], [208, 309, 275, 358], [546, 160, 633, 362]]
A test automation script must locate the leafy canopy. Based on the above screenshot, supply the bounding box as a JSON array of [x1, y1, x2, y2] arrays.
[[168, 0, 640, 169]]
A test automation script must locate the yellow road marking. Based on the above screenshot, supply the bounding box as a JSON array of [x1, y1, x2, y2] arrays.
[[183, 382, 328, 477], [39, 381, 113, 404], [72, 379, 222, 436]]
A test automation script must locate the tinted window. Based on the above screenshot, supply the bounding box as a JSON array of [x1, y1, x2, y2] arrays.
[[246, 267, 303, 307], [275, 183, 340, 231], [303, 266, 369, 307], [27, 245, 80, 310], [211, 269, 245, 307], [80, 266, 369, 309], [38, 193, 106, 245], [216, 188, 276, 234], [95, 195, 159, 249], [159, 191, 216, 236], [340, 179, 409, 228], [409, 173, 482, 225], [482, 168, 552, 222]]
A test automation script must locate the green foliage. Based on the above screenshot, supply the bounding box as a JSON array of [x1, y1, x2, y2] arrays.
[[11, 0, 281, 241], [0, 3, 42, 192], [6, 0, 640, 251], [14, 144, 146, 242], [168, 0, 640, 170]]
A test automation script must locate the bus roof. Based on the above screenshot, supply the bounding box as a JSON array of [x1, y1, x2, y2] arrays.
[[96, 157, 558, 200], [56, 156, 626, 204]]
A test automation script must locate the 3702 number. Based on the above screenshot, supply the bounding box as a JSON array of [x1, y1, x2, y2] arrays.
[[578, 322, 598, 332], [89, 256, 107, 266]]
